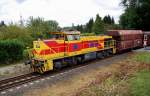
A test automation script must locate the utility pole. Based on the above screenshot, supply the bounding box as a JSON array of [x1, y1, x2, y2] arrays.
[[20, 15, 24, 27]]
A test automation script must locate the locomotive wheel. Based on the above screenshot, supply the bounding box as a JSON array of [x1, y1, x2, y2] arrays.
[[54, 61, 62, 70], [77, 56, 84, 64], [109, 49, 113, 56], [103, 51, 109, 57], [72, 57, 77, 65], [96, 52, 103, 59]]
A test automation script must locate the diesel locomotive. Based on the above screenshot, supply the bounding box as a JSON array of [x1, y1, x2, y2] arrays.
[[25, 31, 116, 73], [25, 30, 146, 74]]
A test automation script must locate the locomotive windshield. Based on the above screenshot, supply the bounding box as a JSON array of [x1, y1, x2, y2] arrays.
[[67, 35, 80, 41], [47, 31, 81, 41], [49, 34, 64, 40]]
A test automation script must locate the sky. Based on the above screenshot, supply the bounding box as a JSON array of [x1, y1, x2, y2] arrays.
[[0, 0, 124, 27]]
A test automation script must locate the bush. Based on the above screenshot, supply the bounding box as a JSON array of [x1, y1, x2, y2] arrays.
[[23, 48, 33, 60], [0, 39, 24, 64]]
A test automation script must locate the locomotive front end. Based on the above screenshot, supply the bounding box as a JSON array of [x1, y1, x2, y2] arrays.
[[25, 40, 54, 74]]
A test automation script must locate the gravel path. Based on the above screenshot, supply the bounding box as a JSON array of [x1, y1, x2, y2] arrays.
[[133, 46, 150, 52], [0, 63, 31, 80]]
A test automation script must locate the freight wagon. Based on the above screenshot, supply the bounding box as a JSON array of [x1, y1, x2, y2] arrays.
[[107, 30, 143, 52]]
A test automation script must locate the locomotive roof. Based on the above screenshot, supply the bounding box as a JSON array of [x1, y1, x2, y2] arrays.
[[50, 31, 80, 35]]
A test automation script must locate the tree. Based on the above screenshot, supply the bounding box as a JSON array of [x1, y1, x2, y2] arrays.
[[103, 15, 115, 24], [0, 24, 33, 47], [27, 16, 59, 39], [103, 16, 109, 24], [92, 14, 104, 34], [0, 21, 6, 27], [111, 17, 115, 24], [120, 0, 150, 30], [121, 0, 139, 8], [107, 15, 112, 24], [85, 18, 94, 33], [76, 25, 84, 32]]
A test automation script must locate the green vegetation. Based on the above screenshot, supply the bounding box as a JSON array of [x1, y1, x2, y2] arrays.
[[103, 15, 115, 24], [27, 16, 60, 39], [130, 70, 150, 96], [134, 52, 150, 64], [0, 17, 60, 65], [120, 0, 150, 30], [0, 39, 24, 64], [84, 18, 94, 33], [130, 52, 150, 96], [92, 14, 105, 34], [0, 25, 33, 47]]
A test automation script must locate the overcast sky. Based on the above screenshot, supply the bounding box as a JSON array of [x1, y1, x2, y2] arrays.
[[0, 0, 124, 27]]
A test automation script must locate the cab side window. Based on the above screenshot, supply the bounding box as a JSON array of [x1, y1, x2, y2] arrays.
[[66, 35, 80, 41], [67, 35, 74, 41], [74, 35, 80, 40]]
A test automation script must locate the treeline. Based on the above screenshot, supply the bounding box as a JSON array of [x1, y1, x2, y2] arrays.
[[0, 17, 60, 47], [65, 14, 120, 34], [0, 17, 60, 64], [119, 0, 150, 31]]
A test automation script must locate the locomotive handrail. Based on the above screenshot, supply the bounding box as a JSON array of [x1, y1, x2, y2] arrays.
[[104, 40, 116, 48]]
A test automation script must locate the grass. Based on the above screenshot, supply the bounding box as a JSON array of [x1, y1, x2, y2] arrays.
[[129, 70, 150, 96], [134, 52, 150, 64]]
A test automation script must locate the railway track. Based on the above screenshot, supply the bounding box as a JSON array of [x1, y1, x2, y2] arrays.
[[0, 52, 132, 92], [0, 73, 42, 92]]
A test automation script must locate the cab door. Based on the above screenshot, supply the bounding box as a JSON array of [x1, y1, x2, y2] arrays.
[[65, 35, 82, 56]]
